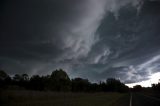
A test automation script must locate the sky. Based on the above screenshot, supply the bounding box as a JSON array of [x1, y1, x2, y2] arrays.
[[0, 0, 160, 87]]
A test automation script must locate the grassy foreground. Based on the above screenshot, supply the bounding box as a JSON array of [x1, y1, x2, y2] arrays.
[[0, 90, 130, 106]]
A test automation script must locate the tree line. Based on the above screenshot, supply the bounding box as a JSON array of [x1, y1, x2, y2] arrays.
[[130, 83, 160, 93], [0, 69, 129, 92]]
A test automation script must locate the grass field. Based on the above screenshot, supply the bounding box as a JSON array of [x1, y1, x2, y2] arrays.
[[0, 90, 130, 106]]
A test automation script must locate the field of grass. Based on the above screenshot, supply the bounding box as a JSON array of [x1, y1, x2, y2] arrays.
[[0, 90, 130, 106]]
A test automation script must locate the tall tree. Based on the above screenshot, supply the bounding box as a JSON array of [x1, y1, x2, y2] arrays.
[[50, 69, 71, 91], [71, 78, 90, 92], [0, 70, 11, 88], [29, 75, 44, 90], [21, 74, 29, 81], [13, 74, 22, 82]]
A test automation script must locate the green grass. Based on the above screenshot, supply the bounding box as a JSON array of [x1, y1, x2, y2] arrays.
[[0, 90, 130, 106]]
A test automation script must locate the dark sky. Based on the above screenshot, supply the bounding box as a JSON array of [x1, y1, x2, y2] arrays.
[[0, 0, 160, 83]]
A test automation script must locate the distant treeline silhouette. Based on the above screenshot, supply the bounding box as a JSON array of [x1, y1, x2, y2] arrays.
[[0, 69, 147, 93]]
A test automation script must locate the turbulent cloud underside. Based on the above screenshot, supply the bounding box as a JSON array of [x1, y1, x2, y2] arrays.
[[0, 0, 160, 83]]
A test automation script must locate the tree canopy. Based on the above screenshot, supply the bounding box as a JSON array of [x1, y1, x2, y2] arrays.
[[0, 69, 130, 92]]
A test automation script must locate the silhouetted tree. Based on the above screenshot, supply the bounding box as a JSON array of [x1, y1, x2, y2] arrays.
[[19, 74, 29, 89], [151, 80, 160, 91], [41, 75, 51, 90], [89, 83, 100, 92], [0, 69, 130, 92], [0, 70, 8, 80], [29, 75, 44, 90], [21, 74, 29, 81], [133, 85, 142, 92], [106, 78, 128, 92], [71, 78, 90, 92], [49, 69, 71, 91], [152, 84, 156, 90], [0, 70, 11, 88], [13, 74, 22, 82], [99, 81, 107, 92]]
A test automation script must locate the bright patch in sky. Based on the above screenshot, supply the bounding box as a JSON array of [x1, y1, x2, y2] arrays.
[[126, 72, 160, 88]]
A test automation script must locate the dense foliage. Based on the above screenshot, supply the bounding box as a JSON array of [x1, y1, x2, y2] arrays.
[[0, 69, 129, 92]]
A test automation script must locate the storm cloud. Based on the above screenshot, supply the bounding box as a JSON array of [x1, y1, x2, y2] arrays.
[[0, 0, 160, 83]]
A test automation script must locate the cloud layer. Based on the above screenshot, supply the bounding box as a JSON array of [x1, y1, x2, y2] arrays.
[[0, 0, 160, 83]]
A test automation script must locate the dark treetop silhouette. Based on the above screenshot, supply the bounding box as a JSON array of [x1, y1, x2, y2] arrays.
[[0, 69, 129, 92], [1, 69, 160, 92]]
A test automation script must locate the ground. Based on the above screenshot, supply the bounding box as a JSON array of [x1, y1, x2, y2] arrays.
[[1, 90, 160, 106], [132, 92, 160, 106]]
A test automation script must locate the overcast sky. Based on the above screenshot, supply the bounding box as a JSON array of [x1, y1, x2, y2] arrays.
[[0, 0, 160, 84]]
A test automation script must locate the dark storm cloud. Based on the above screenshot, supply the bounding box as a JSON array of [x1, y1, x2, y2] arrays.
[[0, 0, 160, 83], [84, 0, 160, 83], [0, 0, 107, 74]]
